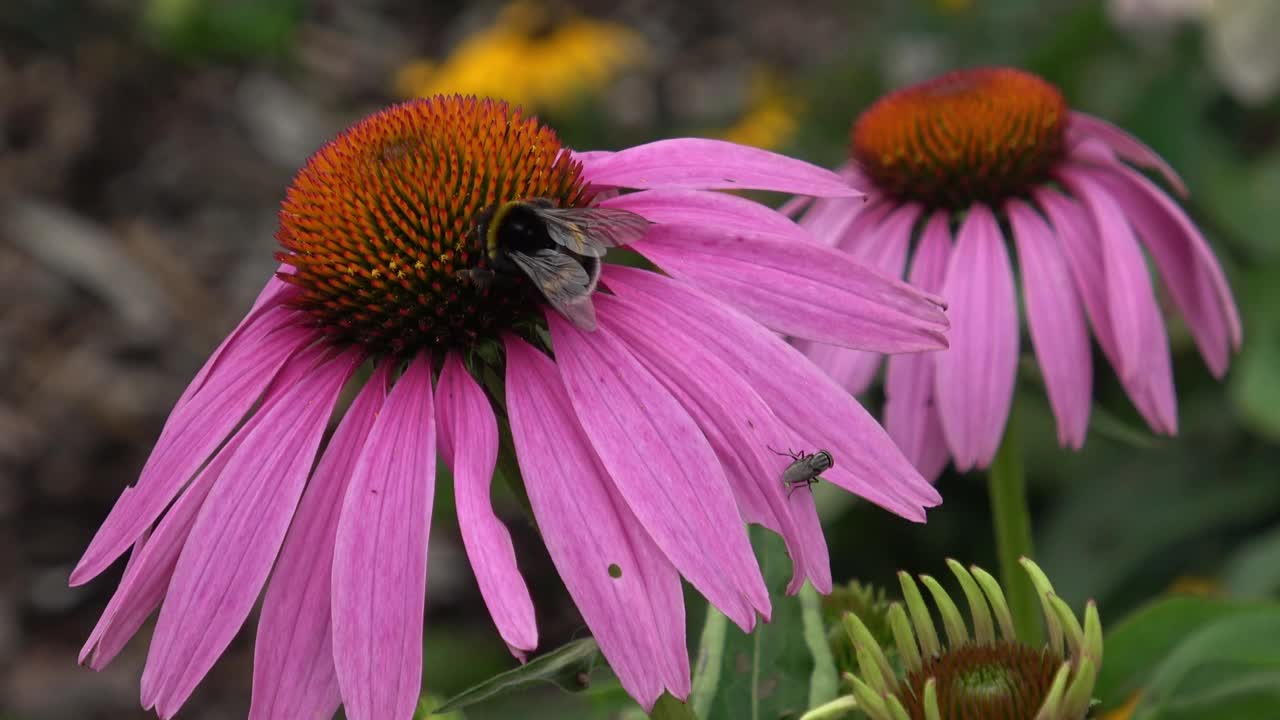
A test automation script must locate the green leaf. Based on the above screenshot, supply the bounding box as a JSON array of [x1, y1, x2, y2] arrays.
[[1095, 595, 1265, 709], [1133, 607, 1280, 720], [1223, 523, 1280, 598], [433, 638, 600, 713], [696, 528, 838, 720], [649, 693, 700, 720]]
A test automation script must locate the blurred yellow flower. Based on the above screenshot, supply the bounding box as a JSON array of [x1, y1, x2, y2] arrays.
[[394, 1, 647, 112], [720, 70, 801, 151], [1168, 575, 1222, 597]]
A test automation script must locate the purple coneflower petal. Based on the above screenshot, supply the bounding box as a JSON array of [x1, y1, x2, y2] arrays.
[[1068, 111, 1187, 197], [601, 188, 813, 243], [141, 347, 359, 717], [1036, 188, 1178, 434], [595, 294, 831, 594], [248, 361, 390, 720], [603, 266, 940, 519], [884, 211, 952, 483], [934, 205, 1019, 470], [175, 278, 297, 411], [1080, 158, 1241, 377], [1061, 168, 1178, 434], [633, 224, 948, 354], [575, 139, 861, 196], [436, 353, 538, 658], [1007, 199, 1093, 449], [504, 336, 688, 709], [332, 354, 437, 720], [71, 318, 314, 586], [547, 312, 769, 627], [797, 202, 922, 395]]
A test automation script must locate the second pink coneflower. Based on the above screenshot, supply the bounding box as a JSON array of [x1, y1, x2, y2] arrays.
[[789, 67, 1241, 479]]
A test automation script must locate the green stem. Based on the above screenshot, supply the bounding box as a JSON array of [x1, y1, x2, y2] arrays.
[[689, 606, 727, 719], [987, 411, 1042, 647]]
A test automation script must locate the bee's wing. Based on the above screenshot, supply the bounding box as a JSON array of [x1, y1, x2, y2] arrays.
[[508, 249, 599, 330], [533, 207, 651, 258]]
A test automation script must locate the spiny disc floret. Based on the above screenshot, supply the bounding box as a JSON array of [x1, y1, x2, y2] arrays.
[[900, 642, 1060, 720], [276, 96, 591, 353], [852, 67, 1067, 209]]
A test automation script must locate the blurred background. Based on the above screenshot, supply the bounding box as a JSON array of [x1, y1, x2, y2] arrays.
[[2, 0, 1278, 718]]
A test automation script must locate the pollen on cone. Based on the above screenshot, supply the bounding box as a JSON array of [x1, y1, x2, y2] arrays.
[[276, 96, 592, 353], [852, 67, 1068, 209]]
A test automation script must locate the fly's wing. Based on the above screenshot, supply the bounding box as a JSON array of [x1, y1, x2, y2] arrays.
[[532, 206, 651, 258], [508, 249, 599, 330], [781, 458, 813, 484]]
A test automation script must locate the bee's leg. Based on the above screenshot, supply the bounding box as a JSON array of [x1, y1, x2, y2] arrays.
[[767, 445, 789, 457]]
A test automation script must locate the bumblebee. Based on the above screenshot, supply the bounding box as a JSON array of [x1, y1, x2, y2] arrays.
[[770, 447, 834, 497], [464, 198, 650, 330]]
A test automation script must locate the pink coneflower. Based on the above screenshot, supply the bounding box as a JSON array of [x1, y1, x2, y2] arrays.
[[788, 67, 1241, 479], [71, 96, 948, 719]]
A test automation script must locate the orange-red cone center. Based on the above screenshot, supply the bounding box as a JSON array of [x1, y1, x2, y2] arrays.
[[852, 67, 1067, 209], [275, 96, 591, 353]]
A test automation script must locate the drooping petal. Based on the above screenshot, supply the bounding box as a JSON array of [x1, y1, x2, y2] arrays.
[[504, 336, 688, 709], [1007, 199, 1093, 449], [176, 277, 298, 411], [332, 354, 437, 720], [884, 211, 952, 482], [1061, 168, 1177, 434], [1036, 188, 1178, 435], [632, 224, 948, 354], [596, 294, 831, 594], [933, 205, 1019, 470], [1067, 111, 1187, 197], [547, 312, 768, 628], [71, 319, 315, 586], [797, 202, 922, 394], [576, 138, 861, 197], [1078, 156, 1241, 377], [82, 334, 330, 671], [795, 162, 872, 245], [436, 353, 537, 657], [249, 361, 390, 720], [142, 348, 359, 717], [602, 266, 940, 520]]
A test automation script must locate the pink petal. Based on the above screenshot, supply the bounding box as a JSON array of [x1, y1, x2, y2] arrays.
[[595, 294, 831, 594], [332, 354, 437, 720], [142, 348, 359, 717], [576, 138, 862, 196], [933, 205, 1019, 470], [797, 162, 872, 241], [796, 202, 922, 394], [547, 312, 768, 628], [602, 266, 940, 520], [83, 333, 338, 672], [71, 319, 314, 586], [599, 188, 814, 243], [1007, 199, 1093, 449], [1080, 158, 1241, 377], [884, 211, 953, 482], [1068, 111, 1188, 197], [1036, 189, 1178, 435], [176, 278, 297, 411], [249, 361, 390, 720], [633, 224, 948, 354], [778, 194, 813, 219], [436, 353, 537, 656], [1061, 168, 1178, 434], [504, 336, 688, 709]]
